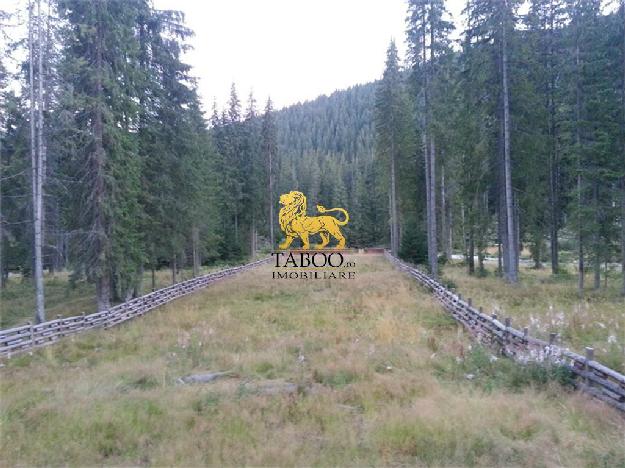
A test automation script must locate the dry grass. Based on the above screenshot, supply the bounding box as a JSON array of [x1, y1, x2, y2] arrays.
[[1, 255, 624, 466], [442, 262, 625, 373]]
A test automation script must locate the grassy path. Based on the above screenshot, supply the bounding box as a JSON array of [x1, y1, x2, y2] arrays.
[[1, 255, 624, 466]]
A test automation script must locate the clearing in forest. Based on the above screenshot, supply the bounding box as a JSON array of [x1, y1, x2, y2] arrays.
[[1, 255, 624, 466]]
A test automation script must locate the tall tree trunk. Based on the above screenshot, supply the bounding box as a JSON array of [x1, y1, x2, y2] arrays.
[[468, 226, 475, 275], [133, 264, 143, 298], [250, 219, 256, 259], [422, 9, 437, 276], [548, 3, 560, 275], [621, 176, 625, 296], [440, 163, 452, 260], [429, 137, 438, 277], [0, 107, 3, 289], [37, 0, 46, 273], [548, 20, 560, 275], [171, 254, 176, 285], [621, 0, 625, 296], [94, 0, 110, 312], [29, 0, 45, 322], [268, 147, 274, 248], [593, 180, 601, 290], [575, 29, 584, 295], [390, 142, 399, 256], [460, 201, 467, 260], [192, 225, 199, 277], [501, 9, 517, 283], [0, 92, 3, 288]]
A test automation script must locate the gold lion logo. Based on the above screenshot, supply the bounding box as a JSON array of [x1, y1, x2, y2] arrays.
[[278, 191, 349, 250]]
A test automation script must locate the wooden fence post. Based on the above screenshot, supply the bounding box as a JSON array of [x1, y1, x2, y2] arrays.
[[585, 347, 594, 387], [504, 317, 511, 348], [28, 321, 34, 346], [549, 332, 556, 346]]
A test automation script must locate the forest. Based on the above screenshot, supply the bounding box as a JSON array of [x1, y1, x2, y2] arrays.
[[1, 0, 624, 325]]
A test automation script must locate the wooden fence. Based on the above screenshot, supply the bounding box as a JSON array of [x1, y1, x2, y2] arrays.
[[385, 251, 625, 413], [0, 258, 269, 358]]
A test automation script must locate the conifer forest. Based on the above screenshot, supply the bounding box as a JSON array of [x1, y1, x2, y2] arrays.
[[1, 0, 624, 319]]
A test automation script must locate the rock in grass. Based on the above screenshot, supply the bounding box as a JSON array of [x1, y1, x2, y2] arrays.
[[244, 380, 299, 395], [177, 371, 235, 385]]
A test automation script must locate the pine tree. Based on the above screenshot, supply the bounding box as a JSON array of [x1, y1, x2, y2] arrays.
[[407, 0, 454, 277], [262, 97, 278, 248]]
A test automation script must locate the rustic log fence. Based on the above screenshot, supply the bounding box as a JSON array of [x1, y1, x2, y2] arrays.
[[0, 258, 270, 358], [385, 251, 625, 413]]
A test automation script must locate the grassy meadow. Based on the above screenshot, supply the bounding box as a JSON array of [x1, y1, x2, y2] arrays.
[[1, 254, 624, 466], [442, 262, 625, 373]]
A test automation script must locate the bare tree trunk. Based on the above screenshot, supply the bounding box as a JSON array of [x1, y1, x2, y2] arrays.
[[192, 226, 199, 277], [94, 0, 110, 312], [268, 148, 274, 248], [423, 130, 431, 260], [0, 95, 3, 289], [468, 226, 475, 275], [593, 180, 601, 290], [498, 101, 509, 279], [151, 266, 155, 292], [29, 0, 45, 322], [133, 264, 143, 298], [440, 163, 452, 260], [574, 27, 584, 295], [502, 9, 517, 284], [421, 9, 437, 276], [622, 177, 625, 296], [460, 201, 467, 260], [171, 254, 176, 285], [390, 142, 399, 256], [429, 137, 437, 276], [36, 0, 46, 274], [621, 0, 625, 296], [547, 5, 560, 275], [249, 219, 256, 259]]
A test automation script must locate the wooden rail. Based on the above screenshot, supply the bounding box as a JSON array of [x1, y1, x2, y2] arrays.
[[0, 258, 270, 358], [385, 251, 625, 413]]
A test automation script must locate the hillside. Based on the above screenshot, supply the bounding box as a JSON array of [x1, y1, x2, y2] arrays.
[[274, 82, 376, 161]]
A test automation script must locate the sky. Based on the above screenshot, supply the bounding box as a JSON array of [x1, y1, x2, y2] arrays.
[[153, 0, 467, 112]]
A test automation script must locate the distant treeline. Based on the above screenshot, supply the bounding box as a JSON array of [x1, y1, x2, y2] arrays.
[[1, 0, 624, 323]]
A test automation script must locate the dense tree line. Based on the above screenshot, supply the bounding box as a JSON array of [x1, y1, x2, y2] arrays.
[[1, 0, 624, 325], [373, 0, 624, 294], [1, 0, 221, 317]]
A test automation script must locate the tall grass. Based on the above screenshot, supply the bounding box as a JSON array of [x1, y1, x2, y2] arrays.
[[1, 256, 623, 466], [442, 263, 625, 372]]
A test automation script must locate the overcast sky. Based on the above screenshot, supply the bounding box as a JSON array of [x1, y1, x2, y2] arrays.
[[153, 0, 466, 112]]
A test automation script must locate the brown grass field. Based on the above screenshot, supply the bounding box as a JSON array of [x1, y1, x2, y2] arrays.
[[1, 255, 624, 466]]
